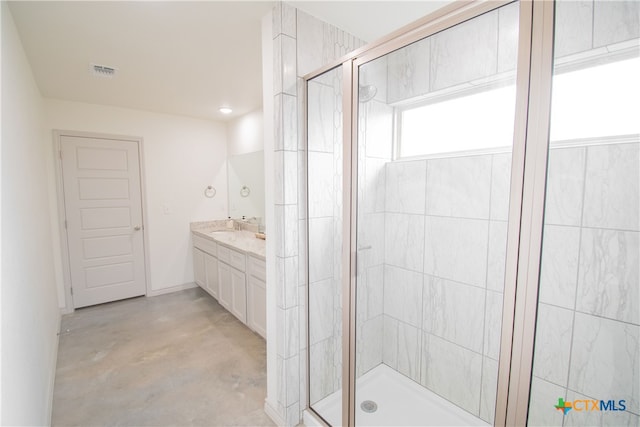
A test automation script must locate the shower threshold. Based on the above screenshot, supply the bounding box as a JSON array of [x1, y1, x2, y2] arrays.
[[305, 364, 489, 426]]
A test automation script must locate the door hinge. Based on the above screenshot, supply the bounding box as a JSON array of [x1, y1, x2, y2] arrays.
[[64, 220, 68, 229], [59, 150, 62, 160], [70, 287, 73, 295]]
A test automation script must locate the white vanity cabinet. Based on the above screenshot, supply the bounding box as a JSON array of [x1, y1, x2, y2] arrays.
[[217, 261, 232, 312], [192, 235, 219, 300], [191, 230, 265, 339], [229, 267, 247, 323], [193, 248, 206, 288], [216, 244, 247, 323], [204, 255, 218, 299], [247, 256, 266, 338]]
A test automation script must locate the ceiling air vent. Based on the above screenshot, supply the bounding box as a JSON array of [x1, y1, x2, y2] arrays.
[[90, 63, 118, 78]]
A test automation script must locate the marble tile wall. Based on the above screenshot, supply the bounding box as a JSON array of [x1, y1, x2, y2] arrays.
[[272, 2, 364, 425], [553, 0, 639, 61], [528, 143, 640, 426], [527, 2, 639, 424], [376, 143, 638, 424], [355, 63, 394, 379], [276, 1, 638, 426], [378, 152, 510, 423], [386, 3, 519, 105], [385, 0, 639, 107]]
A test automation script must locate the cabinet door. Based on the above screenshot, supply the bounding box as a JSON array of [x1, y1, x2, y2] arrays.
[[248, 275, 266, 338], [217, 262, 232, 311], [193, 248, 206, 288], [230, 268, 247, 323], [204, 254, 218, 299]]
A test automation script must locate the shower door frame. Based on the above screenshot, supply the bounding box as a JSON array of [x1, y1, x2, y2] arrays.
[[304, 1, 556, 425]]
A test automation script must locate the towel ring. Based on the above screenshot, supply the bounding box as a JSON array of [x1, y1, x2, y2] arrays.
[[204, 186, 216, 198], [240, 185, 250, 198]]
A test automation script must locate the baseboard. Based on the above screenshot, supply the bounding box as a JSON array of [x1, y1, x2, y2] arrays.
[[264, 399, 286, 426], [47, 311, 62, 424], [146, 282, 197, 297]]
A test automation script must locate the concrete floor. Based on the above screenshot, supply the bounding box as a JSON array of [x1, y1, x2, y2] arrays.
[[52, 288, 275, 427]]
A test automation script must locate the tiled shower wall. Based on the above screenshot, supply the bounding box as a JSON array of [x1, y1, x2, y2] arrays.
[[528, 142, 639, 426], [354, 56, 394, 379], [372, 142, 639, 426], [526, 2, 640, 425], [379, 153, 511, 423], [271, 2, 364, 424]]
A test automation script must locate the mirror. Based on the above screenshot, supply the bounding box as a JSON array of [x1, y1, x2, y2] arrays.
[[227, 151, 264, 221]]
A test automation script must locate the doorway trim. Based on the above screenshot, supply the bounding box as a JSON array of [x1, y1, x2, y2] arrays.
[[53, 129, 151, 312]]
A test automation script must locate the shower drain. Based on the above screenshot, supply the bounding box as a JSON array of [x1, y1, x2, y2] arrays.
[[360, 400, 378, 413]]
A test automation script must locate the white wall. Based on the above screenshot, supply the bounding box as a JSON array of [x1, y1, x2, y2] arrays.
[[43, 100, 229, 304], [227, 108, 263, 156], [1, 3, 61, 424]]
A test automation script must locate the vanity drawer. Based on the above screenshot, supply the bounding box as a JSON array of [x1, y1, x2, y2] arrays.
[[229, 248, 246, 272], [217, 245, 245, 271], [248, 256, 266, 281], [217, 245, 230, 264], [193, 234, 217, 257]]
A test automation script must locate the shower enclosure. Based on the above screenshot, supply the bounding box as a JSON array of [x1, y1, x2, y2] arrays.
[[306, 1, 639, 425]]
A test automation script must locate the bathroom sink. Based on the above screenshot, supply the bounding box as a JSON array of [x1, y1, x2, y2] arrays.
[[208, 230, 235, 236]]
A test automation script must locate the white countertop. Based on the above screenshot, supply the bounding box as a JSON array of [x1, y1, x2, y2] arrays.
[[191, 221, 266, 260]]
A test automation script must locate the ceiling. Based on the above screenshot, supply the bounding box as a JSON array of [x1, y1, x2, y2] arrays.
[[8, 1, 451, 122], [290, 1, 452, 43]]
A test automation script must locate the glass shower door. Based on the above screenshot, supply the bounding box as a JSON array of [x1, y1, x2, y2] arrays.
[[307, 65, 345, 425], [527, 2, 639, 425], [353, 2, 521, 425]]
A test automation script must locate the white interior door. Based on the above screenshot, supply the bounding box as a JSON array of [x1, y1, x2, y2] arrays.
[[60, 135, 146, 308]]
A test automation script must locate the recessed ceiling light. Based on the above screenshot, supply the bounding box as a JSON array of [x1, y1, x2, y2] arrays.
[[219, 107, 233, 114]]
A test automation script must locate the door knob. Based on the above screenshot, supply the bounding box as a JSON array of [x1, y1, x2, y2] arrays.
[[134, 226, 141, 231]]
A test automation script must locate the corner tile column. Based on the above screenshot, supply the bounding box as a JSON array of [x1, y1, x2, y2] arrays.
[[273, 2, 301, 425], [270, 2, 364, 425]]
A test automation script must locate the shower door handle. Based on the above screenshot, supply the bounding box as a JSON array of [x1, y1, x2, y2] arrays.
[[358, 245, 372, 251]]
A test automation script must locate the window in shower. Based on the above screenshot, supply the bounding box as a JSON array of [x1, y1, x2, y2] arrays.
[[396, 84, 517, 158], [396, 54, 640, 160], [549, 56, 640, 142]]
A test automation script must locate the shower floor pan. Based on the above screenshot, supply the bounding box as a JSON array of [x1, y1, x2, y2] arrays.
[[305, 364, 489, 426]]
